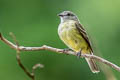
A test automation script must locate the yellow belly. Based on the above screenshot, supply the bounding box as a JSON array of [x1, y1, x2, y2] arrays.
[[58, 20, 90, 54]]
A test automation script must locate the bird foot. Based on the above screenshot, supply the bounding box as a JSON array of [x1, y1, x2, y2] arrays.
[[63, 48, 72, 55], [76, 49, 82, 59]]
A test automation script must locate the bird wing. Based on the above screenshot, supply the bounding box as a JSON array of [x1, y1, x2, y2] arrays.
[[75, 22, 93, 52]]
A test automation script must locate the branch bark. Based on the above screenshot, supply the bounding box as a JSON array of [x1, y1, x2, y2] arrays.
[[0, 33, 44, 80], [0, 33, 120, 79]]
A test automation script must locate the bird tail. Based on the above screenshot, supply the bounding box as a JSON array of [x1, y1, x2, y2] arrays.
[[85, 58, 100, 73]]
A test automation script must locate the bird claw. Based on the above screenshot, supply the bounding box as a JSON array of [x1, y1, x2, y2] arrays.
[[76, 49, 82, 59], [63, 48, 72, 55], [63, 48, 72, 52]]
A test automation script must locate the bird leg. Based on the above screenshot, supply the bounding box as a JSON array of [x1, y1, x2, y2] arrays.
[[77, 49, 82, 59]]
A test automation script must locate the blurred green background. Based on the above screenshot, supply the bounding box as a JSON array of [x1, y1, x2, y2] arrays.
[[0, 0, 120, 80]]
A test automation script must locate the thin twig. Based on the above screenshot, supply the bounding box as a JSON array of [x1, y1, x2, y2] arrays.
[[8, 33, 44, 80], [0, 33, 120, 73], [32, 64, 44, 77]]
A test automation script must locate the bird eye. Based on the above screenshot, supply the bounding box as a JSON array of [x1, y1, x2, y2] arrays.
[[67, 13, 71, 16]]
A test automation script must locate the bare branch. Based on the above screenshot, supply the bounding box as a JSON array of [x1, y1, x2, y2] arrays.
[[31, 63, 44, 77], [0, 33, 120, 74], [8, 33, 44, 80]]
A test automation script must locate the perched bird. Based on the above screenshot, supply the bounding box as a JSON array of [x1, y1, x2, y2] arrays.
[[58, 11, 100, 73]]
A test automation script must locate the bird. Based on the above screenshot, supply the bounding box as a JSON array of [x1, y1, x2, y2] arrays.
[[57, 11, 100, 73]]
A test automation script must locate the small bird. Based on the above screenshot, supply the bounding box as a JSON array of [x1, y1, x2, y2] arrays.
[[58, 11, 100, 73]]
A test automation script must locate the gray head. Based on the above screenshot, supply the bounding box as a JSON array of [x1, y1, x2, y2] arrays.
[[58, 11, 78, 23]]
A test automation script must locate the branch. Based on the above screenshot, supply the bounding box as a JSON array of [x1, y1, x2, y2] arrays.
[[0, 33, 120, 77], [5, 33, 44, 80]]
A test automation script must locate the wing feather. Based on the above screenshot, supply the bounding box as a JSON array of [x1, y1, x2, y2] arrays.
[[75, 22, 93, 52]]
